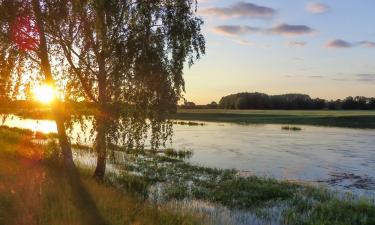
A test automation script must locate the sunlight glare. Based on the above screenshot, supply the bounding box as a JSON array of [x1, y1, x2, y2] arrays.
[[33, 84, 55, 104]]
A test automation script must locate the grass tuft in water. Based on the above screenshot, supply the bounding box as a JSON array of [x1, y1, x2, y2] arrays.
[[282, 125, 302, 131]]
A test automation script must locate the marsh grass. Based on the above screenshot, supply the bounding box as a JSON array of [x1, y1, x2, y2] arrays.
[[107, 145, 375, 225], [281, 126, 302, 131], [165, 148, 193, 159], [174, 109, 375, 129], [173, 121, 205, 126]]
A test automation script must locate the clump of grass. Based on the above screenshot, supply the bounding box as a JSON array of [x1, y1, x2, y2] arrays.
[[284, 187, 375, 225], [282, 125, 302, 131], [173, 121, 205, 126], [165, 148, 193, 159]]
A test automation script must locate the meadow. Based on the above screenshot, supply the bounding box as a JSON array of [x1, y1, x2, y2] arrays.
[[175, 109, 375, 129]]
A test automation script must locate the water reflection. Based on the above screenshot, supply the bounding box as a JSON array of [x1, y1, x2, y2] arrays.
[[2, 115, 57, 134]]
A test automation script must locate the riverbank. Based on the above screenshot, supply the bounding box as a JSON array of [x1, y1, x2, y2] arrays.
[[3, 108, 375, 129], [1, 126, 375, 224], [174, 109, 375, 129], [0, 126, 202, 225]]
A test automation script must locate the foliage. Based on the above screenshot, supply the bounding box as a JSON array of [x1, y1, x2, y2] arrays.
[[219, 92, 326, 110], [41, 0, 206, 151], [218, 92, 375, 110]]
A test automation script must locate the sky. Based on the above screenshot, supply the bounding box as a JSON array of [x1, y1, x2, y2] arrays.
[[183, 0, 375, 104]]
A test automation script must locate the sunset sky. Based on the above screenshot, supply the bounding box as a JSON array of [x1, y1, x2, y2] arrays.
[[183, 0, 375, 104]]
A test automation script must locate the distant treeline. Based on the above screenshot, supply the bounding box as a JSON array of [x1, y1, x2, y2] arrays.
[[219, 93, 375, 110], [180, 93, 375, 110]]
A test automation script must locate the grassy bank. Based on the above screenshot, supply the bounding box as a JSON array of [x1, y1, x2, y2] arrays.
[[3, 108, 375, 129], [174, 109, 375, 129], [0, 126, 203, 225]]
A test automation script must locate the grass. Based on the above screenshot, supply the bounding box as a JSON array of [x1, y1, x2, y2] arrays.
[[173, 121, 205, 126], [0, 126, 204, 225], [281, 125, 302, 131], [174, 109, 375, 129], [164, 148, 193, 159], [105, 144, 375, 225]]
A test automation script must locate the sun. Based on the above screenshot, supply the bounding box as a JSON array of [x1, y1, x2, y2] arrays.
[[33, 84, 55, 104]]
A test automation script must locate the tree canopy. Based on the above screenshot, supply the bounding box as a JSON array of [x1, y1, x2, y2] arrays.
[[0, 0, 205, 178]]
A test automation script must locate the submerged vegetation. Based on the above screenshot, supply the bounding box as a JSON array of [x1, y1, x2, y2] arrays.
[[173, 121, 205, 126], [281, 126, 302, 131]]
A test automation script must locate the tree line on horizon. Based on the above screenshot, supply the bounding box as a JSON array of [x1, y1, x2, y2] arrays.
[[181, 92, 375, 110]]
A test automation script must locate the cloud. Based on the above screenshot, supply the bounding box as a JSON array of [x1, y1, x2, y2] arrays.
[[357, 74, 375, 83], [326, 39, 375, 49], [306, 2, 330, 14], [332, 78, 349, 82], [213, 23, 315, 37], [309, 75, 324, 78], [268, 24, 315, 36], [287, 41, 307, 48], [359, 41, 375, 48], [213, 25, 261, 36], [326, 39, 353, 48], [201, 2, 276, 19], [234, 39, 254, 46]]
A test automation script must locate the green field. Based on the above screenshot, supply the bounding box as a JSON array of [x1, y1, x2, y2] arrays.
[[175, 109, 375, 129]]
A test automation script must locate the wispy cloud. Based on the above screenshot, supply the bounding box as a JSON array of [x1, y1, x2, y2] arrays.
[[212, 25, 261, 36], [234, 39, 254, 46], [213, 24, 315, 37], [267, 24, 315, 36], [201, 2, 276, 19], [357, 74, 375, 83], [359, 41, 375, 48], [306, 2, 330, 14], [287, 41, 307, 48], [326, 39, 375, 49]]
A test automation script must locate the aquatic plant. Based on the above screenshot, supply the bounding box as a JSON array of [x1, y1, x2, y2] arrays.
[[173, 121, 205, 126], [281, 126, 302, 131]]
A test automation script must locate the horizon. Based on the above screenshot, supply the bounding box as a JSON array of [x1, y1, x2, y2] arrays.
[[183, 0, 375, 104]]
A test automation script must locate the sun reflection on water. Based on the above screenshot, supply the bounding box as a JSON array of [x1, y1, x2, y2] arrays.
[[2, 116, 57, 134]]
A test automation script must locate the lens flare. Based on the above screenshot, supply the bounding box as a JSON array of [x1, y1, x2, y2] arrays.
[[33, 84, 55, 104]]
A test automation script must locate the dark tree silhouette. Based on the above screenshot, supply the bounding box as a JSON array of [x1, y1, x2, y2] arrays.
[[219, 92, 375, 110]]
